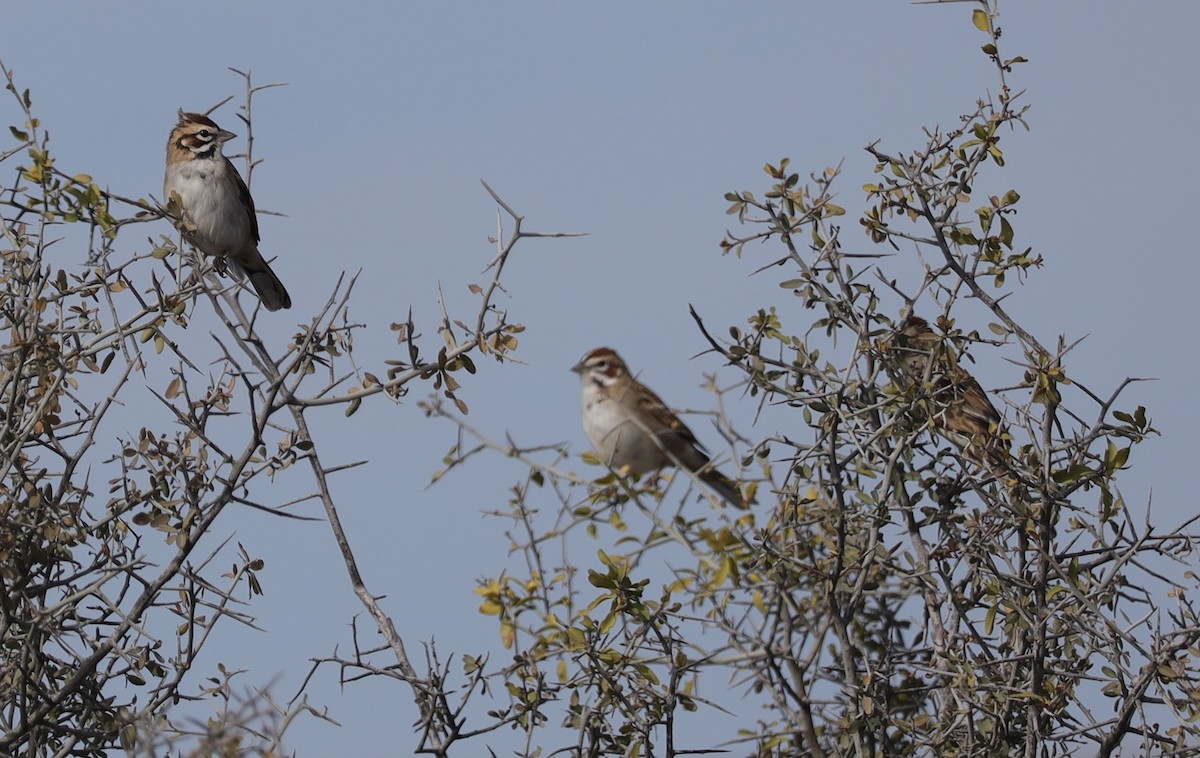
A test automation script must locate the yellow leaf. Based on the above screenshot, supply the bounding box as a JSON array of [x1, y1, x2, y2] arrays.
[[599, 610, 617, 634], [712, 557, 731, 587], [972, 8, 990, 32], [474, 579, 501, 596]]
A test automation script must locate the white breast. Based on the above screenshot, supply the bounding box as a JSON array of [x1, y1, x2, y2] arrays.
[[581, 382, 666, 474], [164, 161, 251, 259]]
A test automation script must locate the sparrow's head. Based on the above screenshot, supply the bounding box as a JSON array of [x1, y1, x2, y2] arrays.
[[170, 110, 237, 159], [571, 347, 630, 386], [897, 315, 936, 345], [894, 315, 940, 376]]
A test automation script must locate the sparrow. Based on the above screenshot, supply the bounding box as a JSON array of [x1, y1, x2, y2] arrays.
[[572, 347, 749, 507], [164, 110, 291, 311], [892, 315, 1009, 464]]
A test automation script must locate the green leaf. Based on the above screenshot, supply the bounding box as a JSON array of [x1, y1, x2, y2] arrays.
[[999, 216, 1014, 248], [1052, 464, 1093, 484], [1105, 442, 1130, 472], [588, 569, 614, 590]]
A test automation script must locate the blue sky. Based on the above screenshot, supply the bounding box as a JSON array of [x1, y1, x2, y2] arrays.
[[3, 2, 1197, 754]]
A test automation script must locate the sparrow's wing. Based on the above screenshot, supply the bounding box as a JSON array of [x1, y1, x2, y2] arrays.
[[629, 383, 707, 452], [225, 156, 260, 244], [934, 368, 1009, 460], [629, 381, 748, 506]]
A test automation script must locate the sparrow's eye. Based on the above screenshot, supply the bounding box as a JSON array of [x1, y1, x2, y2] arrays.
[[197, 129, 211, 138], [595, 359, 608, 370]]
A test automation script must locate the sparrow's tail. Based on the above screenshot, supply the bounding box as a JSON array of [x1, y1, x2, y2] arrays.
[[232, 249, 292, 311], [700, 468, 752, 509]]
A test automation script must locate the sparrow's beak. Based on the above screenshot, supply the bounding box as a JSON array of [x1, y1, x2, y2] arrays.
[[570, 360, 584, 375], [217, 128, 237, 143]]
